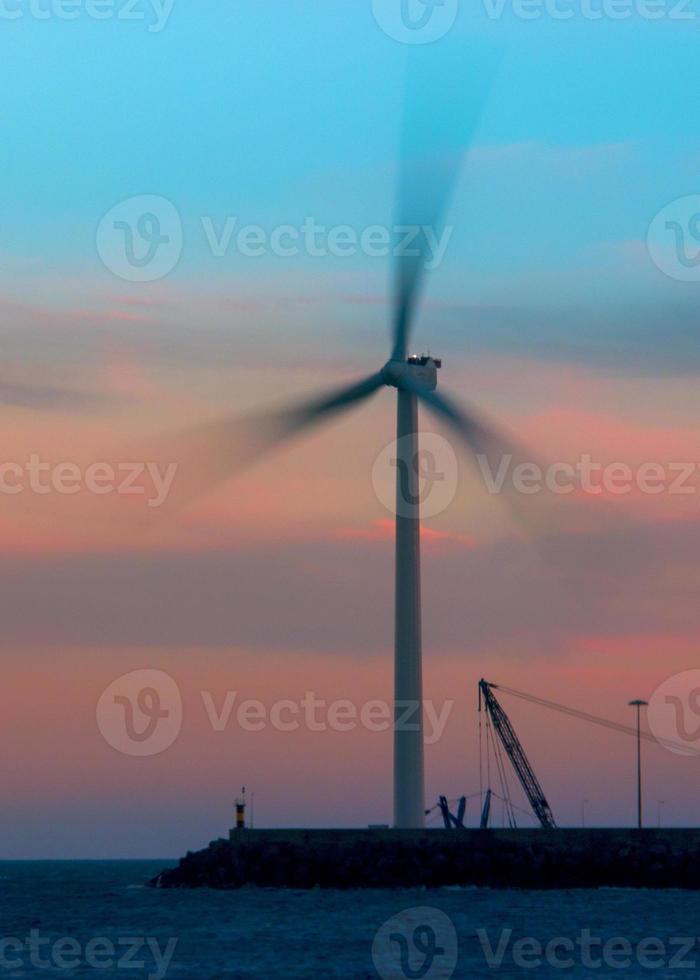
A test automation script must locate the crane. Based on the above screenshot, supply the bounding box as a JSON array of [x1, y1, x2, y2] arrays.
[[479, 679, 557, 830], [437, 795, 466, 829]]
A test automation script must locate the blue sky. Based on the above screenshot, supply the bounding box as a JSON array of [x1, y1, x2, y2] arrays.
[[2, 6, 700, 273]]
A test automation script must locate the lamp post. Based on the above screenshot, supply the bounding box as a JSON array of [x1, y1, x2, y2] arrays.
[[629, 699, 648, 830]]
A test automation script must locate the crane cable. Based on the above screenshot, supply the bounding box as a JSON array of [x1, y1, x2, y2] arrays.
[[486, 713, 517, 829], [425, 790, 538, 825], [482, 698, 514, 828], [478, 699, 483, 805], [489, 683, 699, 757]]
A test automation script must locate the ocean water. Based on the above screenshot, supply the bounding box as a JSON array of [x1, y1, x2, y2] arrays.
[[1, 861, 700, 978]]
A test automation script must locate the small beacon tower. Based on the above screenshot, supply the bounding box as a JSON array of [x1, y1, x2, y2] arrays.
[[234, 787, 247, 830]]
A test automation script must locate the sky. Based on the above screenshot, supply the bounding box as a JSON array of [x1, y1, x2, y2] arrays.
[[2, 1, 700, 856]]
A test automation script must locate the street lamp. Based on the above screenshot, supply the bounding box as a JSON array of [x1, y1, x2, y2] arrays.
[[629, 699, 648, 830]]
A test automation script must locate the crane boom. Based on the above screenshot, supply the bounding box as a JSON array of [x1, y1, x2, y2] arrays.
[[479, 679, 556, 830]]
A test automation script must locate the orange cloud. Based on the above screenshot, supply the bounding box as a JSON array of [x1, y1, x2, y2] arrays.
[[334, 519, 476, 550]]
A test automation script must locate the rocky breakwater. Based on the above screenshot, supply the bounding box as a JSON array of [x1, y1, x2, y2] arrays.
[[150, 828, 700, 890]]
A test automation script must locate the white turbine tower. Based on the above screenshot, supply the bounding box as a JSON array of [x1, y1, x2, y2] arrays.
[[155, 50, 531, 829]]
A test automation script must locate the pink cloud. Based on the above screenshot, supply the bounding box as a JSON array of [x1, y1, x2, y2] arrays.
[[334, 519, 476, 550]]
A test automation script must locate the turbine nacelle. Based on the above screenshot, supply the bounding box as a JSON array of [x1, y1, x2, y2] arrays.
[[382, 355, 441, 392]]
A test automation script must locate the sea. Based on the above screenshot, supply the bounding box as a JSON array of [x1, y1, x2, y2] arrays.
[[1, 861, 699, 978]]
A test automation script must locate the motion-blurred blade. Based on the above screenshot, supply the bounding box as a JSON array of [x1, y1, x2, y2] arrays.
[[392, 45, 500, 361], [138, 371, 386, 509], [397, 375, 600, 541]]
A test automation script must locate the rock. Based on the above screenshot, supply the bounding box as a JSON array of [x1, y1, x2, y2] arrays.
[[147, 829, 700, 891]]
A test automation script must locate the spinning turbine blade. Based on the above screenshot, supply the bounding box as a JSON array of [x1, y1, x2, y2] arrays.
[[397, 376, 518, 470], [396, 374, 589, 540], [392, 45, 500, 361], [139, 371, 386, 509]]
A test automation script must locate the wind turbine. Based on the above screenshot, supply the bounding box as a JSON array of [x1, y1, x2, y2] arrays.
[[153, 51, 536, 829]]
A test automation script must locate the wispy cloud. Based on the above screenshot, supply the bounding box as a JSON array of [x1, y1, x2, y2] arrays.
[[334, 518, 476, 550], [0, 377, 107, 414]]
